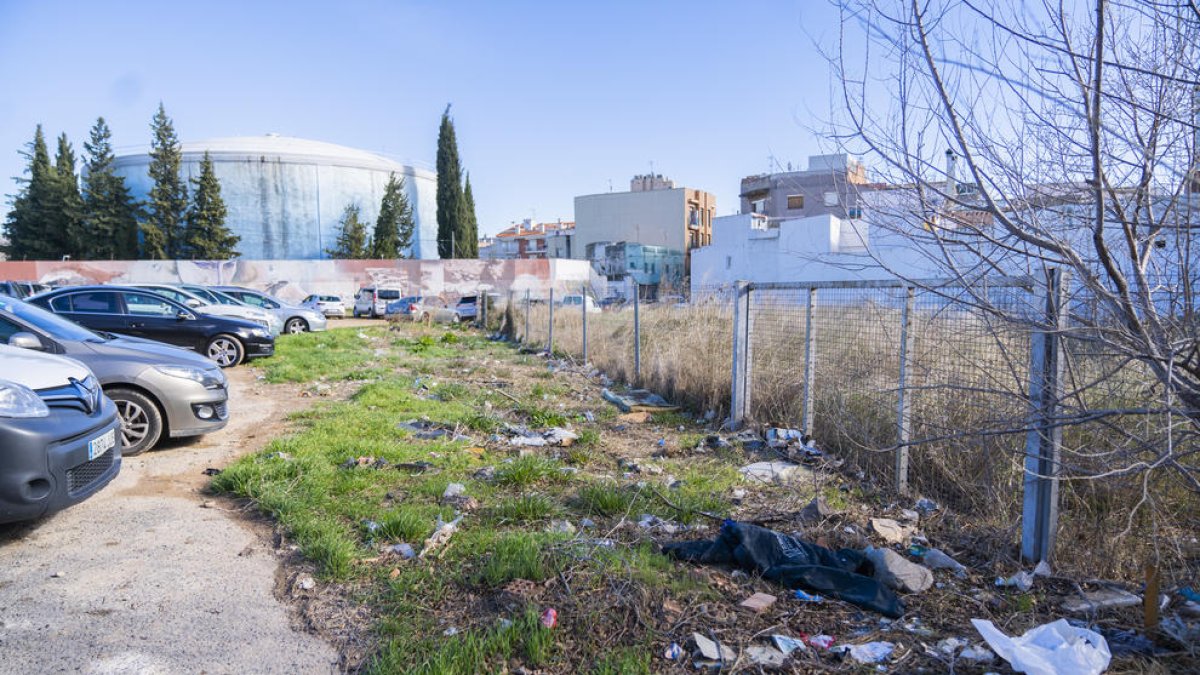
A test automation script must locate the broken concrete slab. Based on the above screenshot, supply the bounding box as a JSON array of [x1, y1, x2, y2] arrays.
[[739, 592, 777, 613], [739, 461, 806, 484], [866, 546, 933, 593], [691, 633, 737, 665], [602, 388, 678, 413], [1062, 588, 1141, 613], [870, 518, 914, 545], [746, 645, 788, 668]]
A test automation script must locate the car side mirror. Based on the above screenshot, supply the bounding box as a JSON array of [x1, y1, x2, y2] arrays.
[[186, 298, 202, 308], [177, 310, 195, 321], [8, 332, 43, 350]]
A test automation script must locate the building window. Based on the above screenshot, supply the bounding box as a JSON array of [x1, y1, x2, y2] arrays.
[[848, 207, 863, 218], [750, 198, 767, 213], [823, 191, 838, 207], [787, 194, 805, 210]]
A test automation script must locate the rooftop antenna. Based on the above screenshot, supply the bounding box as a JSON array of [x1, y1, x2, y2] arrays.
[[649, 160, 655, 178], [608, 178, 613, 192]]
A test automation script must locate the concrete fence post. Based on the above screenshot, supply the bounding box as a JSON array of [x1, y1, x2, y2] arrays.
[[1021, 267, 1069, 563], [895, 286, 915, 495], [548, 287, 555, 355], [633, 286, 641, 381], [581, 283, 589, 364], [730, 281, 751, 427], [524, 290, 531, 344], [801, 287, 817, 434]]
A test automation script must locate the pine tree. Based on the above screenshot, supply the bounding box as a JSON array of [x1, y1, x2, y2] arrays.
[[371, 173, 414, 259], [326, 203, 370, 258], [181, 152, 238, 259], [2, 125, 59, 260], [145, 102, 187, 259], [436, 104, 465, 259], [53, 133, 85, 258], [82, 117, 141, 259], [459, 173, 479, 258]]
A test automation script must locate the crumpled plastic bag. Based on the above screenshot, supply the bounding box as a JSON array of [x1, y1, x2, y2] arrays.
[[972, 618, 1111, 675]]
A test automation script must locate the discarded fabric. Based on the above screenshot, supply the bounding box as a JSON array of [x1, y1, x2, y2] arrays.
[[739, 461, 805, 484], [662, 521, 905, 618], [839, 641, 894, 664], [972, 618, 1111, 675]]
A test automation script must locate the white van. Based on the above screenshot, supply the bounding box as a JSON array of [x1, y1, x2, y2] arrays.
[[353, 287, 402, 318], [558, 294, 600, 313]]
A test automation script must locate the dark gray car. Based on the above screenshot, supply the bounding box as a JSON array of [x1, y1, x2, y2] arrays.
[[0, 296, 229, 455]]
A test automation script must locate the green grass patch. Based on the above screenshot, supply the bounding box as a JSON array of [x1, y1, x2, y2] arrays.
[[260, 327, 397, 383], [494, 456, 568, 487]]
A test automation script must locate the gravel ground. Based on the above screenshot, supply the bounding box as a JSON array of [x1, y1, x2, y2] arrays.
[[0, 367, 340, 674]]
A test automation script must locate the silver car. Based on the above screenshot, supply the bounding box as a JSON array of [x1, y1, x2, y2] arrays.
[[212, 287, 328, 334], [0, 295, 229, 456], [302, 294, 346, 319]]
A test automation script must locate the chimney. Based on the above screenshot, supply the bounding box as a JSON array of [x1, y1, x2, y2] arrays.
[[945, 149, 958, 196]]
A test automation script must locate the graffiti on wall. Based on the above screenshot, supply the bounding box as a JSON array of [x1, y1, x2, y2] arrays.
[[0, 258, 592, 304]]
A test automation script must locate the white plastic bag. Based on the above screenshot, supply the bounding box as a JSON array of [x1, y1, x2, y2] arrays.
[[972, 618, 1111, 675]]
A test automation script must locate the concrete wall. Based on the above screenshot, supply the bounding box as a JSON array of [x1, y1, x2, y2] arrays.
[[114, 156, 438, 261], [0, 258, 592, 304], [573, 189, 688, 258]]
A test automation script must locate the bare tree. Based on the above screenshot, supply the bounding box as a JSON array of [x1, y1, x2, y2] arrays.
[[829, 0, 1200, 498]]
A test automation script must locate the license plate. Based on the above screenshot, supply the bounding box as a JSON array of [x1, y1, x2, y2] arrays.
[[88, 429, 116, 460]]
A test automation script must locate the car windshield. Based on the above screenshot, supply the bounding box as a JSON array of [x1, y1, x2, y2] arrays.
[[180, 285, 221, 303], [378, 289, 401, 300], [0, 296, 105, 343], [207, 288, 249, 307]]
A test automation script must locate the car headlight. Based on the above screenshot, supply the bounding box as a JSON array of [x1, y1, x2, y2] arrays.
[[155, 365, 226, 390], [250, 327, 270, 338], [0, 380, 50, 418]]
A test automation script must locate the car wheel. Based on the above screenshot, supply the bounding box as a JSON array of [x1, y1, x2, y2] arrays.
[[107, 388, 163, 456], [285, 317, 308, 334], [206, 334, 245, 368]]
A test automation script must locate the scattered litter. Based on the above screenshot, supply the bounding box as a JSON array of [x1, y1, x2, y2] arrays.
[[547, 520, 576, 535], [730, 488, 747, 504], [420, 515, 463, 558], [794, 589, 824, 602], [960, 644, 995, 662], [50, 571, 65, 579], [898, 508, 920, 522], [663, 521, 905, 617], [765, 427, 805, 448], [805, 635, 836, 650], [865, 546, 933, 594], [739, 592, 777, 613], [601, 388, 678, 413], [1062, 587, 1141, 614], [442, 483, 465, 499], [838, 641, 894, 664], [387, 543, 416, 559], [540, 607, 558, 629], [914, 497, 939, 514], [691, 633, 737, 665], [296, 574, 316, 591], [638, 513, 685, 535], [731, 430, 766, 450], [440, 483, 478, 510], [663, 643, 684, 661], [397, 419, 473, 442], [739, 461, 805, 484], [579, 518, 595, 529], [870, 518, 914, 545], [616, 411, 652, 424], [472, 466, 495, 481], [362, 519, 381, 534], [922, 548, 968, 576], [264, 451, 292, 461], [771, 634, 808, 655], [582, 411, 595, 422], [202, 467, 222, 476], [396, 460, 437, 474], [442, 626, 459, 637], [799, 496, 835, 522], [502, 424, 579, 447], [973, 618, 1111, 675], [996, 564, 1049, 592], [746, 645, 787, 668], [936, 637, 968, 655]]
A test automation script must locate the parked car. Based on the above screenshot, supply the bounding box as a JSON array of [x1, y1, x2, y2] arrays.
[[302, 294, 346, 319], [353, 287, 403, 318], [211, 287, 329, 334], [558, 294, 600, 313], [174, 284, 285, 335], [0, 343, 122, 524], [126, 283, 281, 336], [454, 296, 480, 322], [0, 281, 51, 299], [28, 286, 274, 368], [385, 296, 429, 320], [0, 295, 229, 455]]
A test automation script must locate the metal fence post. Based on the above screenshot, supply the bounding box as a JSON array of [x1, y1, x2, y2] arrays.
[[478, 290, 486, 328], [730, 281, 751, 427], [581, 283, 589, 364], [1021, 267, 1069, 563], [801, 287, 817, 434], [547, 287, 555, 355], [895, 286, 915, 495], [524, 289, 531, 344], [633, 286, 641, 380]]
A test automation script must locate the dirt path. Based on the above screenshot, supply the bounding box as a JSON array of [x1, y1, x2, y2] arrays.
[[0, 368, 340, 674]]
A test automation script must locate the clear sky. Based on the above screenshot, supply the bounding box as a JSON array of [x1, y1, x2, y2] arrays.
[[0, 0, 845, 236]]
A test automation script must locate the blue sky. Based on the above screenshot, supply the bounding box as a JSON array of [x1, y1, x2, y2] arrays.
[[0, 0, 844, 236]]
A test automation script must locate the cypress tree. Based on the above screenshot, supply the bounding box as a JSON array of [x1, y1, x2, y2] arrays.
[[82, 117, 141, 259], [326, 203, 370, 259], [459, 173, 479, 258], [145, 102, 187, 259], [53, 133, 86, 258], [2, 126, 59, 260], [181, 152, 238, 259], [371, 173, 414, 259], [436, 104, 465, 259]]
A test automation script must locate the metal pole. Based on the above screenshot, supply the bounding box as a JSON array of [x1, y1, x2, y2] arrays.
[[548, 287, 555, 355], [802, 287, 817, 434], [1021, 267, 1069, 563], [895, 286, 915, 495], [581, 283, 589, 364], [479, 289, 486, 328], [524, 289, 531, 344], [730, 281, 749, 427], [633, 284, 641, 380]]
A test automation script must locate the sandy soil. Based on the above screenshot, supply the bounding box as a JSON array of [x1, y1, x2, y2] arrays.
[[0, 368, 340, 675]]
